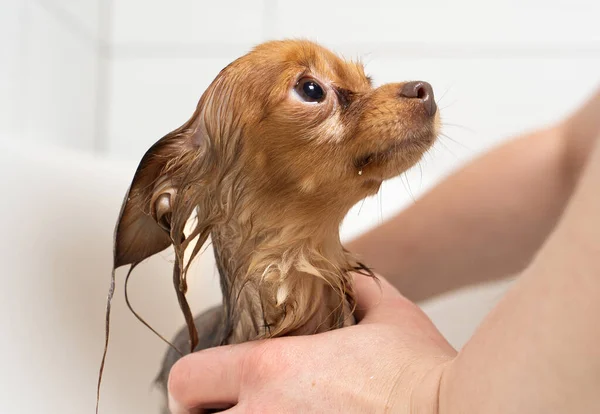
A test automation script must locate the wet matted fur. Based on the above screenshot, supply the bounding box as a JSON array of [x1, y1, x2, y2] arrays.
[[96, 39, 440, 412]]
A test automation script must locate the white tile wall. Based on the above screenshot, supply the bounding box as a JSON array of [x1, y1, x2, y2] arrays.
[[111, 0, 266, 46], [0, 0, 103, 152], [102, 0, 600, 164], [6, 0, 599, 169], [37, 0, 102, 42], [22, 1, 99, 151], [0, 0, 24, 140], [274, 0, 600, 45]]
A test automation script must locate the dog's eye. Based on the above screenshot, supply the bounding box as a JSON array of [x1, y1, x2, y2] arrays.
[[295, 78, 325, 103]]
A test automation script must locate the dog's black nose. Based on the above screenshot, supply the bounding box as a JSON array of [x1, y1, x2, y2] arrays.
[[399, 81, 436, 117]]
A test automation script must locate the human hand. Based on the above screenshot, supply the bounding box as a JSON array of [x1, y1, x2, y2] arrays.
[[167, 275, 457, 413]]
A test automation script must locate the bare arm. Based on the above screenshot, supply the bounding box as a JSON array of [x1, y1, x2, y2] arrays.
[[348, 88, 600, 302], [439, 130, 600, 414]]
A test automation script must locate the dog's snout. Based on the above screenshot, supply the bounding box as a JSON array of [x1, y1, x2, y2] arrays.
[[399, 81, 436, 117]]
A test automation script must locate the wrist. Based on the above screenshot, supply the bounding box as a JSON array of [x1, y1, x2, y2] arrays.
[[395, 360, 451, 414]]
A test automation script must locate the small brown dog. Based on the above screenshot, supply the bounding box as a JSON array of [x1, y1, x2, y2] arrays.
[[100, 39, 439, 412]]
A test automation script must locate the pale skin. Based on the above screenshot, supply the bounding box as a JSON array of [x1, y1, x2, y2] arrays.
[[167, 87, 600, 414]]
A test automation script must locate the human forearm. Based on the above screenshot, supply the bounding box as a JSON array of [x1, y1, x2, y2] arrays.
[[348, 126, 571, 301]]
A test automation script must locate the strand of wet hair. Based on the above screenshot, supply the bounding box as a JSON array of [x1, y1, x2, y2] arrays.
[[124, 266, 184, 357], [95, 266, 117, 414], [173, 254, 199, 353]]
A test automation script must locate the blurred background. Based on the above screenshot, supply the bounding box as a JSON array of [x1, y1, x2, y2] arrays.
[[1, 0, 599, 413]]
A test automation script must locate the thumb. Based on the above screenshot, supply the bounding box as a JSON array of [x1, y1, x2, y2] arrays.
[[353, 273, 415, 324], [353, 273, 452, 346]]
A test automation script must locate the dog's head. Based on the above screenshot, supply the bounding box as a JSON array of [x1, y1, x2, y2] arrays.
[[240, 41, 438, 192], [114, 39, 439, 268]]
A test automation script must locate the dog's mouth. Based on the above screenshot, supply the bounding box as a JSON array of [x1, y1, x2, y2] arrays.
[[353, 132, 436, 172]]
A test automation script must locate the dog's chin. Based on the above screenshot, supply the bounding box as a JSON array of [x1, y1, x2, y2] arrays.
[[354, 130, 437, 182]]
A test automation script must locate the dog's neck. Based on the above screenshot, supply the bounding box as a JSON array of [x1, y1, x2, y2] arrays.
[[210, 200, 358, 344]]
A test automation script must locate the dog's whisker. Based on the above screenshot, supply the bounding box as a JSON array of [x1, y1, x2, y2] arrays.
[[357, 197, 367, 216], [436, 84, 453, 106], [378, 185, 383, 224], [439, 99, 458, 111], [435, 137, 460, 159], [439, 132, 471, 151], [404, 172, 416, 202], [442, 122, 476, 134]]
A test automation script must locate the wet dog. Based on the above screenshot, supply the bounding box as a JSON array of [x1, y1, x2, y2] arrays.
[[102, 39, 439, 412]]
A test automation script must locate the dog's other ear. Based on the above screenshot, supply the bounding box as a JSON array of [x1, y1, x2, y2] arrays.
[[113, 119, 201, 268]]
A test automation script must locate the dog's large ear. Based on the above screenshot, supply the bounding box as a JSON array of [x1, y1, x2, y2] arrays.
[[97, 117, 205, 411], [113, 119, 201, 268]]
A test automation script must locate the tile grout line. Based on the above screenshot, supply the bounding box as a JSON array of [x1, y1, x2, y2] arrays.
[[15, 0, 31, 143], [33, 0, 97, 49], [109, 41, 600, 60], [93, 0, 113, 156]]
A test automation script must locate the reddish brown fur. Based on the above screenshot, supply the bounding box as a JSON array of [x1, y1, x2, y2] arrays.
[[97, 39, 439, 412]]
